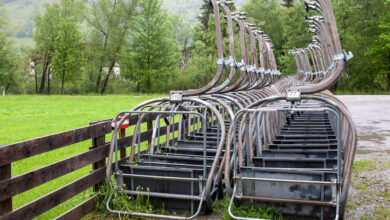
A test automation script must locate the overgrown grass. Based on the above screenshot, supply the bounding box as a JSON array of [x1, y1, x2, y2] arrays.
[[352, 159, 376, 177], [0, 95, 165, 219], [214, 196, 284, 220], [91, 181, 174, 219], [346, 159, 390, 219]]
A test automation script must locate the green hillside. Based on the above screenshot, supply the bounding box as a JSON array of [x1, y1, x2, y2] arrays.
[[2, 0, 55, 36]]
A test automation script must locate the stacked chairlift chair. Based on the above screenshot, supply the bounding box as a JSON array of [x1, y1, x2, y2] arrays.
[[105, 0, 356, 219]]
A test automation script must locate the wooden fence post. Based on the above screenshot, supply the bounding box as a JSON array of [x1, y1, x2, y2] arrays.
[[90, 121, 106, 193], [0, 163, 12, 216]]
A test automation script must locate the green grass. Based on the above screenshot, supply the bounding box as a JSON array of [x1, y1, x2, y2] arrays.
[[91, 181, 177, 219], [353, 160, 376, 176], [0, 94, 166, 219], [214, 196, 284, 220], [347, 159, 390, 219]]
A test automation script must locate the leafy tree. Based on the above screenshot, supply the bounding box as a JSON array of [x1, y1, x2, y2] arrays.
[[334, 0, 389, 92], [172, 1, 233, 91], [365, 1, 390, 91], [189, 4, 219, 87], [281, 0, 294, 8], [33, 0, 84, 94], [126, 0, 180, 93], [3, 0, 390, 95], [0, 4, 17, 93], [197, 1, 214, 32], [86, 0, 138, 94], [242, 0, 286, 70], [52, 19, 84, 94], [169, 15, 192, 68], [279, 0, 311, 75], [0, 32, 17, 93]]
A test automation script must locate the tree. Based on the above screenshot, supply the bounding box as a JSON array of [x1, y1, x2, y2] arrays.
[[189, 3, 219, 86], [197, 1, 214, 32], [0, 32, 17, 93], [242, 0, 287, 71], [279, 0, 311, 75], [334, 0, 389, 92], [281, 0, 294, 8], [365, 1, 390, 91], [127, 0, 180, 93], [169, 15, 192, 68], [86, 0, 138, 94], [33, 0, 84, 94], [0, 4, 17, 93], [52, 19, 84, 94], [170, 1, 232, 91]]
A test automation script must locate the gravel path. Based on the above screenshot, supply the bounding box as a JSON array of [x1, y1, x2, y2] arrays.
[[337, 95, 390, 219]]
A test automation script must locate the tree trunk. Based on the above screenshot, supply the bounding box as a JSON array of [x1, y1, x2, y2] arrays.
[[61, 69, 65, 95], [147, 75, 150, 93], [95, 65, 103, 93], [100, 61, 116, 94], [35, 71, 38, 94], [137, 77, 140, 93], [88, 53, 94, 80], [47, 67, 51, 95], [39, 55, 49, 94], [96, 35, 109, 93], [205, 53, 209, 84], [5, 82, 11, 93]]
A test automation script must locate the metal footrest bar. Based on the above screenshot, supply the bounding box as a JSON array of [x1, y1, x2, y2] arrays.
[[106, 189, 206, 220], [235, 195, 335, 207], [228, 184, 269, 220], [116, 172, 201, 182], [237, 176, 333, 185], [123, 190, 203, 201]]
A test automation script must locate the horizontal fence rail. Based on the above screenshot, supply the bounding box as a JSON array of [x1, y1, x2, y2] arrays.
[[0, 114, 181, 220], [0, 122, 112, 167]]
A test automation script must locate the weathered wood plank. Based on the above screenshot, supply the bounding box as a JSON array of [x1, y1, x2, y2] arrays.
[[91, 114, 157, 127], [0, 122, 179, 201], [0, 153, 134, 220], [0, 144, 109, 201], [0, 112, 184, 219], [90, 125, 106, 193], [127, 114, 158, 125], [0, 122, 112, 166], [0, 164, 11, 216], [0, 168, 106, 220], [54, 197, 95, 220]]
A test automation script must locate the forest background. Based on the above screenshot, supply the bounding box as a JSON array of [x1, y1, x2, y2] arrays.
[[0, 0, 389, 95]]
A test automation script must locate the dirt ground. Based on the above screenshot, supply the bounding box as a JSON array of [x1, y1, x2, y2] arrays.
[[337, 95, 390, 219]]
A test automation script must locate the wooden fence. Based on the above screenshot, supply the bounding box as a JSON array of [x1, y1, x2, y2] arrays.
[[0, 114, 180, 220]]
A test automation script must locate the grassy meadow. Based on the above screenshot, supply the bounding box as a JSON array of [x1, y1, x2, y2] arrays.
[[0, 94, 165, 219]]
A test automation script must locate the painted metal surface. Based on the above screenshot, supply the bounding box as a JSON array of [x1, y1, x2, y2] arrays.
[[105, 0, 356, 219]]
